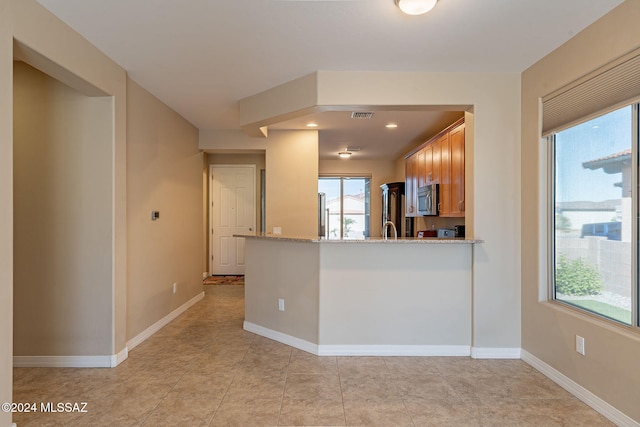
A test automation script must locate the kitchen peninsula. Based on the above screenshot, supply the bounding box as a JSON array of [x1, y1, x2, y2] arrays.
[[237, 234, 482, 356]]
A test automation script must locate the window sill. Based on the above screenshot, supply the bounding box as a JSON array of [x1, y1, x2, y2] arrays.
[[539, 299, 640, 341]]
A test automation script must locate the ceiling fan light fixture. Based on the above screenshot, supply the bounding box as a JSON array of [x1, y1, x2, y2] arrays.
[[395, 0, 438, 15], [338, 151, 352, 159]]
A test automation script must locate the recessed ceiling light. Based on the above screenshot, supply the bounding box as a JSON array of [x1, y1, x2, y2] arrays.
[[338, 151, 352, 159], [306, 123, 318, 127], [385, 123, 398, 129]]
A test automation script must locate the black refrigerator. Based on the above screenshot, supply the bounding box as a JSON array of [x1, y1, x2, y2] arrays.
[[380, 182, 408, 238]]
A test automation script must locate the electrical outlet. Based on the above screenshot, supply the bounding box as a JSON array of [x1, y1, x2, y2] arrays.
[[172, 282, 177, 294], [273, 227, 282, 235], [278, 298, 285, 311], [576, 335, 585, 355]]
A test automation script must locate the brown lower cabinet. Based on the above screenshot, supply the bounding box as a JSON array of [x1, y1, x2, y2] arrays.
[[405, 118, 465, 218]]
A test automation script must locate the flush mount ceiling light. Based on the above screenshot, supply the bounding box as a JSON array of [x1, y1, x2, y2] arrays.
[[395, 0, 438, 15], [306, 123, 318, 127], [338, 151, 352, 159], [385, 123, 398, 129]]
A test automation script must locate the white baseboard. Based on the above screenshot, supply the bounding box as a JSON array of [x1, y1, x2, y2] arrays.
[[471, 347, 521, 359], [243, 321, 471, 357], [14, 355, 115, 368], [522, 350, 639, 427], [112, 346, 128, 367], [127, 291, 205, 351], [244, 321, 319, 354], [317, 345, 471, 357], [14, 346, 128, 368]]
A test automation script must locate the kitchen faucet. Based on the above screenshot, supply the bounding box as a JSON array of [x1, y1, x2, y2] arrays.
[[382, 221, 398, 240]]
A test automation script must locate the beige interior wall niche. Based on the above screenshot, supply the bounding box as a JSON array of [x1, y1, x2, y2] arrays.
[[8, 0, 129, 362], [319, 159, 396, 238], [521, 1, 640, 422], [126, 77, 202, 340], [13, 61, 113, 356], [265, 130, 319, 237]]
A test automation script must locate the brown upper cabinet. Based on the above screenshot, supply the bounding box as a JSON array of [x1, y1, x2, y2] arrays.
[[448, 122, 465, 217], [405, 117, 465, 218]]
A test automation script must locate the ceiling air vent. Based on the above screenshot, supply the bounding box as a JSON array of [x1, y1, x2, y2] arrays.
[[351, 112, 374, 119]]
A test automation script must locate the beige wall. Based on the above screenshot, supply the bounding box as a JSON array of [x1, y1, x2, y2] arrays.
[[200, 129, 319, 238], [13, 62, 113, 356], [319, 159, 396, 238], [126, 78, 202, 340], [319, 243, 472, 346], [265, 130, 319, 236], [202, 154, 208, 274], [521, 1, 640, 422], [244, 239, 320, 344], [0, 0, 11, 422]]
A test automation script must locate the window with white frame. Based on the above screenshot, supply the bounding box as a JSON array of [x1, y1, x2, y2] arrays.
[[318, 176, 370, 239], [544, 48, 640, 327]]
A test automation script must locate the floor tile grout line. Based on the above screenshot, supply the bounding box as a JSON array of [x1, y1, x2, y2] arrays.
[[337, 360, 348, 427]]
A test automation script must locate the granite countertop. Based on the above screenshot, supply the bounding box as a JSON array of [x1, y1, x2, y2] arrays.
[[234, 234, 483, 244]]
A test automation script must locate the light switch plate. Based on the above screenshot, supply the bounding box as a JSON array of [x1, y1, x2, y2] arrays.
[[576, 335, 585, 355]]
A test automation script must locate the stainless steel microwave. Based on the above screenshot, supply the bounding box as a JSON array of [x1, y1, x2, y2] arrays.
[[417, 184, 438, 216]]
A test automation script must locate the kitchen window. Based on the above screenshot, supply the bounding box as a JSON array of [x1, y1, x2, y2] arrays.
[[544, 48, 640, 327], [318, 176, 370, 239]]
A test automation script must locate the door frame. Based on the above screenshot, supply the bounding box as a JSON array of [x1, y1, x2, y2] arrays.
[[209, 164, 256, 275]]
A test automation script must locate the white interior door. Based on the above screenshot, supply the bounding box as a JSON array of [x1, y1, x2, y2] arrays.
[[210, 165, 256, 275]]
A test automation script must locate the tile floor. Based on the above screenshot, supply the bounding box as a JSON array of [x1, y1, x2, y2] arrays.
[[12, 285, 614, 426]]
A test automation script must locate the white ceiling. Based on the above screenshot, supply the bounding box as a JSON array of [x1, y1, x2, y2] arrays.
[[35, 0, 623, 159]]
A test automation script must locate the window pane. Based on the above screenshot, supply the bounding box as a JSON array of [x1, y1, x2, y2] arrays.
[[554, 106, 633, 324], [319, 178, 342, 239], [343, 178, 369, 239]]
